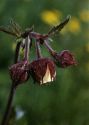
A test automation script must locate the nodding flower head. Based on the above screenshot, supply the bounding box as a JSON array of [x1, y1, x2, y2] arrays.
[[53, 50, 77, 68], [29, 58, 56, 84], [4, 16, 76, 86], [9, 61, 30, 86]]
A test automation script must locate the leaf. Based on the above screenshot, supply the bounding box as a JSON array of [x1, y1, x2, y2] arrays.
[[0, 26, 18, 37], [48, 15, 71, 36], [10, 18, 22, 36], [0, 19, 22, 37]]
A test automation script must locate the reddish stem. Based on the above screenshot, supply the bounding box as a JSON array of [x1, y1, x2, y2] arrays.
[[44, 40, 55, 56], [35, 41, 42, 58], [1, 83, 16, 125], [24, 36, 30, 61], [14, 41, 21, 63]]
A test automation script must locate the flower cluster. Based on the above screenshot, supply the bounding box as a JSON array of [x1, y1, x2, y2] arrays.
[[6, 16, 77, 86]]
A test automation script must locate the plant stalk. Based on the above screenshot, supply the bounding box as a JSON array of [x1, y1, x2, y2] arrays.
[[24, 36, 30, 61], [36, 41, 42, 58], [44, 40, 55, 56], [1, 83, 16, 125], [14, 41, 21, 63]]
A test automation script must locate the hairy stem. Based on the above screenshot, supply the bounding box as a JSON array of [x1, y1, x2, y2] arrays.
[[14, 41, 21, 63], [24, 36, 30, 61], [1, 83, 16, 125], [44, 40, 55, 56], [36, 41, 42, 58]]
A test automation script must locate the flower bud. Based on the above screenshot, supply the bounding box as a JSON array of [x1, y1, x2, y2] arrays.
[[9, 61, 29, 86], [29, 58, 56, 84], [53, 50, 77, 68]]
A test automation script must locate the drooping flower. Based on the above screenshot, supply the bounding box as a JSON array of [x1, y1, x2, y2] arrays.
[[9, 61, 29, 86], [52, 50, 77, 68], [29, 58, 56, 84]]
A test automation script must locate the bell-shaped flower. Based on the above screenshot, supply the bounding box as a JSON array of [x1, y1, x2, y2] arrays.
[[9, 61, 29, 86], [52, 50, 77, 68], [29, 58, 56, 84]]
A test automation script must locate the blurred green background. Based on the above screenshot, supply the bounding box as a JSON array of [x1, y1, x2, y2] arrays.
[[0, 0, 89, 125]]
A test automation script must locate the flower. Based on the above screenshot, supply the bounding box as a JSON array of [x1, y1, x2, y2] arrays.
[[79, 10, 89, 22], [29, 58, 56, 84], [41, 10, 62, 25], [68, 17, 80, 34], [9, 61, 29, 86], [52, 50, 77, 68]]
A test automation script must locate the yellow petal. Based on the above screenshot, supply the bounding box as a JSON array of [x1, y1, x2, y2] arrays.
[[79, 10, 89, 22], [41, 10, 62, 25], [68, 17, 80, 33]]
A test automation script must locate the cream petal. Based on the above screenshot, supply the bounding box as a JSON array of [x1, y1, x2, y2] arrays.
[[40, 65, 55, 84]]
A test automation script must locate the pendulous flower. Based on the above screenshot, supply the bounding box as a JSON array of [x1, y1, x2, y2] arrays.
[[52, 50, 77, 68], [29, 58, 56, 84], [9, 61, 29, 86]]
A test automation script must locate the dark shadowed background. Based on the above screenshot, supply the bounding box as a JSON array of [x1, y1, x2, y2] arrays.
[[0, 0, 89, 125]]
